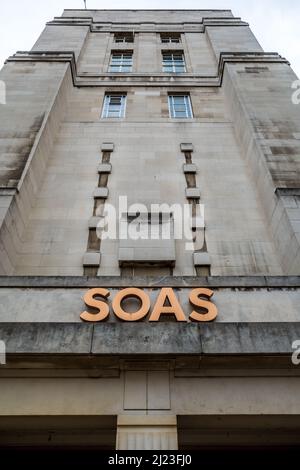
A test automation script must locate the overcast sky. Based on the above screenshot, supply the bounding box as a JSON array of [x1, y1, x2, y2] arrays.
[[0, 0, 299, 77]]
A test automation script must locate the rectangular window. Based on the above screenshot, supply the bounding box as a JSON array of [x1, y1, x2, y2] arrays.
[[161, 33, 181, 44], [109, 52, 133, 72], [162, 51, 186, 73], [168, 95, 193, 119], [102, 94, 126, 118], [114, 32, 134, 43]]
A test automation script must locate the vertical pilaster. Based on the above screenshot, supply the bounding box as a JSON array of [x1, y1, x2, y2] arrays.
[[83, 142, 113, 276], [222, 61, 300, 273], [181, 143, 211, 275]]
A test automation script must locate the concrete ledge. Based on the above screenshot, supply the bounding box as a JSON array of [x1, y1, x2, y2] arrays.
[[180, 143, 194, 152], [83, 252, 101, 267], [0, 322, 299, 356], [92, 323, 200, 354], [93, 187, 109, 199], [101, 142, 114, 152], [183, 163, 197, 174], [118, 415, 177, 426], [88, 216, 102, 229], [0, 276, 299, 288], [194, 252, 211, 266], [98, 163, 112, 174], [200, 323, 300, 354], [0, 323, 93, 354], [118, 246, 176, 266], [186, 188, 201, 199]]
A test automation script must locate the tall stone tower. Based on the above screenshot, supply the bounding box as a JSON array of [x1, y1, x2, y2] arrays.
[[0, 9, 299, 453]]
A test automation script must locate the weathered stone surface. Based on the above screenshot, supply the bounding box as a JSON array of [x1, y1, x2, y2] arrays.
[[98, 163, 112, 174], [92, 323, 201, 354], [82, 252, 101, 267], [0, 323, 93, 353], [193, 252, 211, 266], [222, 58, 300, 273], [185, 188, 201, 199], [180, 143, 194, 152], [0, 275, 286, 288], [0, 322, 299, 355], [93, 187, 109, 199], [200, 323, 300, 354], [0, 8, 296, 278], [183, 163, 197, 174], [101, 142, 114, 152], [2, 282, 300, 322], [0, 62, 68, 188]]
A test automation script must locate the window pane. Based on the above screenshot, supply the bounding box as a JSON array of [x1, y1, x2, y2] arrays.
[[162, 52, 185, 73], [168, 95, 192, 119], [109, 53, 133, 72], [160, 33, 181, 43], [102, 95, 126, 118], [114, 33, 134, 43]]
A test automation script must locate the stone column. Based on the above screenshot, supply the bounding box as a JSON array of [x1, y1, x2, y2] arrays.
[[116, 415, 178, 450]]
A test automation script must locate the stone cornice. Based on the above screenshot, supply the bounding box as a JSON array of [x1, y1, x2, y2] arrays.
[[6, 51, 290, 88], [0, 275, 299, 288], [46, 16, 248, 33], [218, 52, 290, 85], [0, 322, 300, 361]]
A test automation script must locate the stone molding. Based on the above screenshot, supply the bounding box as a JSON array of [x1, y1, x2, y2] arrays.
[[6, 51, 289, 88], [0, 275, 299, 288], [1, 322, 300, 356], [46, 16, 248, 34]]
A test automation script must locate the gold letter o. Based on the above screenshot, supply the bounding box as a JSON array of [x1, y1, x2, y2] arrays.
[[112, 288, 151, 321]]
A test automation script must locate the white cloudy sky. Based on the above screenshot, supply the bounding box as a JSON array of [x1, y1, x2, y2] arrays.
[[0, 0, 299, 77]]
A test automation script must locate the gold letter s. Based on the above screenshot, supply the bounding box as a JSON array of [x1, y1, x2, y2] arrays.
[[80, 288, 110, 322], [189, 288, 218, 322]]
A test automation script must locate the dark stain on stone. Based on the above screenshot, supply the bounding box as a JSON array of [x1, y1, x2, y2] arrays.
[[11, 64, 36, 74], [238, 67, 269, 74], [270, 171, 300, 187], [270, 146, 300, 156], [12, 69, 35, 74], [0, 113, 45, 187], [31, 114, 45, 131], [252, 119, 299, 140], [0, 131, 32, 139], [185, 173, 196, 188], [266, 154, 298, 164]]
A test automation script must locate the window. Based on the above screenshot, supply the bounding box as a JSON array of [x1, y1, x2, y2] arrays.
[[109, 52, 133, 72], [168, 95, 193, 119], [162, 52, 186, 73], [102, 94, 126, 118], [114, 32, 134, 43], [160, 33, 181, 44]]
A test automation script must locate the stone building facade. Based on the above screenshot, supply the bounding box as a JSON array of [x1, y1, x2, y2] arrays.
[[0, 9, 299, 450]]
